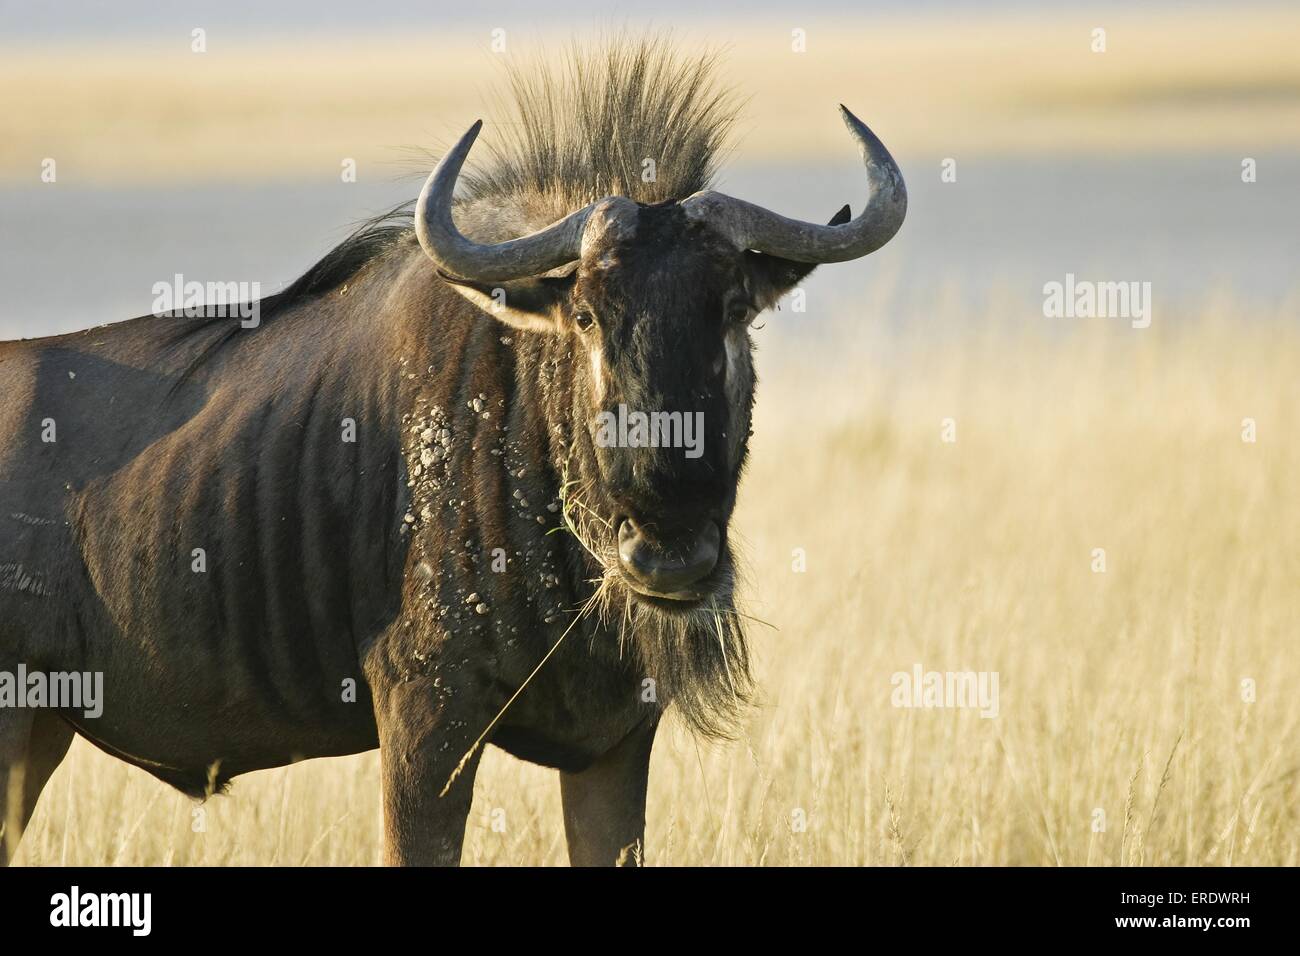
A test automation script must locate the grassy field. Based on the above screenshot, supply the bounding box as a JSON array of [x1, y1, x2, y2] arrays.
[[3, 8, 1300, 183], [16, 291, 1299, 866]]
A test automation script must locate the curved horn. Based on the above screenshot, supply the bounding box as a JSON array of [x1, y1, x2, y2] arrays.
[[681, 106, 907, 263], [415, 120, 594, 282]]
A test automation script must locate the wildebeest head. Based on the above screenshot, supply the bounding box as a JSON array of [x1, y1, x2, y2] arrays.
[[414, 108, 906, 616]]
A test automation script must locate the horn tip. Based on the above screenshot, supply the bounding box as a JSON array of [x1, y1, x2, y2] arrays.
[[838, 104, 869, 133]]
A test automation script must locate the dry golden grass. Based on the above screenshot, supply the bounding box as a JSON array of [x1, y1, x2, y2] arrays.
[[3, 7, 1300, 183], [17, 288, 1300, 866]]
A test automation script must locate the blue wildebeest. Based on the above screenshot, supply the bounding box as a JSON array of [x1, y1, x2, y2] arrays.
[[0, 43, 905, 865]]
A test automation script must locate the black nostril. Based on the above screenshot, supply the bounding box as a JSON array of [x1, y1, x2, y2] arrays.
[[617, 518, 721, 596]]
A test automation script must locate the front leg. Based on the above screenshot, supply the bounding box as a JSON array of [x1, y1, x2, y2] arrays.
[[560, 717, 659, 866], [373, 676, 482, 866]]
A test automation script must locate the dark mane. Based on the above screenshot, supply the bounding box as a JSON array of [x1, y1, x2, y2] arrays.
[[263, 35, 738, 319], [463, 35, 738, 209], [259, 201, 415, 322]]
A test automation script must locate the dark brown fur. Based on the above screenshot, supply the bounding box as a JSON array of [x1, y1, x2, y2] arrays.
[[0, 38, 833, 865]]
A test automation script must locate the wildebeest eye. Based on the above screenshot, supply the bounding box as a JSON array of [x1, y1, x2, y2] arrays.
[[574, 311, 595, 331], [725, 300, 752, 325]]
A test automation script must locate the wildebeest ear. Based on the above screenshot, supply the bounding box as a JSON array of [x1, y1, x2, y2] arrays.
[[439, 271, 576, 333], [743, 204, 852, 310]]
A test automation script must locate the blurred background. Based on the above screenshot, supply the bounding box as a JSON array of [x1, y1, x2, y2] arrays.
[[4, 1, 1298, 865], [2, 0, 1298, 338]]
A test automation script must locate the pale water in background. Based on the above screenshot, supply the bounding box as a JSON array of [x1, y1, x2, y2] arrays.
[[2, 153, 1296, 343]]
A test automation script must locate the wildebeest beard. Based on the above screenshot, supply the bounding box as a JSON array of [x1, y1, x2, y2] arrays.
[[558, 450, 755, 742]]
